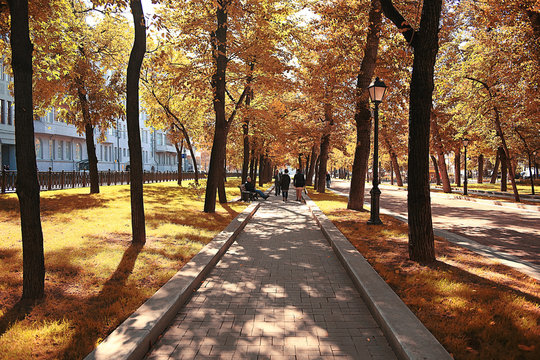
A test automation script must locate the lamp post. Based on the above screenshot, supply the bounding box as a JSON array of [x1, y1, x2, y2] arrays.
[[367, 77, 387, 225], [462, 138, 469, 195], [533, 150, 538, 180]]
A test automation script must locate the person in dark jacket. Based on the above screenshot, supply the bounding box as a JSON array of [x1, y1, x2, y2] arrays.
[[245, 176, 269, 200], [293, 168, 305, 201], [280, 169, 291, 201]]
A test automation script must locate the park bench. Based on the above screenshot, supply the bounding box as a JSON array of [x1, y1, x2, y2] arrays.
[[239, 184, 259, 202]]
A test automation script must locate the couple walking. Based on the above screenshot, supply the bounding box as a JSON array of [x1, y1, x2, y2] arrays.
[[275, 168, 305, 202]]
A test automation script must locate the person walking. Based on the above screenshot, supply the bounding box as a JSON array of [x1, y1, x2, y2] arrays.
[[274, 170, 281, 196], [280, 169, 291, 201], [326, 172, 331, 188], [293, 168, 305, 201]]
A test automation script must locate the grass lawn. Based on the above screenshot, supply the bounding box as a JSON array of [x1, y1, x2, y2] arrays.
[[464, 181, 540, 195], [308, 188, 539, 360], [0, 179, 248, 360]]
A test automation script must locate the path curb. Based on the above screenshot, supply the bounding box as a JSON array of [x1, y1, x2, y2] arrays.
[[84, 202, 261, 360], [303, 194, 452, 360]]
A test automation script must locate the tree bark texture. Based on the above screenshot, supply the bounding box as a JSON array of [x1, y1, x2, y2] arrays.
[[314, 155, 320, 189], [477, 154, 484, 184], [175, 142, 183, 186], [241, 64, 254, 184], [381, 0, 442, 262], [490, 148, 500, 184], [249, 150, 255, 180], [83, 122, 99, 194], [316, 104, 333, 193], [259, 153, 265, 187], [430, 117, 451, 192], [9, 0, 45, 300], [127, 0, 147, 243], [500, 146, 508, 192], [455, 149, 461, 187], [430, 155, 441, 185], [306, 145, 317, 186], [348, 0, 382, 211], [204, 1, 228, 213]]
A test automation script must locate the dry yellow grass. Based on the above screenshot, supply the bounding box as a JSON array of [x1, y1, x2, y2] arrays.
[[309, 188, 540, 360], [0, 179, 247, 360]]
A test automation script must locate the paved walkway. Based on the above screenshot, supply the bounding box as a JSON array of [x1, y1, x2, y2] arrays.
[[145, 196, 398, 360]]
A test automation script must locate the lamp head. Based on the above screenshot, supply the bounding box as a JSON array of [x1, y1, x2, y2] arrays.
[[368, 77, 388, 103]]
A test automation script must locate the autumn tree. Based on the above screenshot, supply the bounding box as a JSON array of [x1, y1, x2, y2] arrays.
[[5, 0, 45, 300], [379, 0, 443, 262]]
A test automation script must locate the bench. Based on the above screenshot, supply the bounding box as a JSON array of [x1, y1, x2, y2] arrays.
[[239, 185, 259, 202]]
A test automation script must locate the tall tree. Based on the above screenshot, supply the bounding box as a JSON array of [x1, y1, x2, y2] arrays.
[[126, 0, 146, 243], [7, 0, 45, 300], [348, 0, 382, 210], [380, 0, 443, 262]]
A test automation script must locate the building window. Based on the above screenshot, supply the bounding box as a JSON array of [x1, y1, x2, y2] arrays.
[[58, 140, 64, 160], [75, 143, 82, 161], [1, 100, 5, 124], [35, 138, 43, 159], [50, 140, 55, 160], [66, 142, 72, 160], [7, 102, 12, 125], [109, 146, 112, 162]]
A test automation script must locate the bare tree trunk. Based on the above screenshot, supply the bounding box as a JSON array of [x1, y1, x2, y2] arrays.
[[259, 153, 265, 187], [249, 149, 255, 180], [500, 147, 508, 192], [175, 141, 183, 186], [9, 0, 45, 301], [477, 154, 484, 184], [317, 104, 333, 193], [455, 149, 461, 187], [83, 122, 99, 194], [431, 118, 451, 192], [430, 155, 441, 185], [306, 145, 317, 186], [314, 155, 321, 190], [391, 153, 403, 187], [241, 121, 250, 184], [491, 149, 500, 184], [381, 0, 443, 262], [348, 0, 382, 211]]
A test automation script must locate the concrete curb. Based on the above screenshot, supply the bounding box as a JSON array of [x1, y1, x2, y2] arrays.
[[84, 202, 261, 360], [303, 194, 452, 360]]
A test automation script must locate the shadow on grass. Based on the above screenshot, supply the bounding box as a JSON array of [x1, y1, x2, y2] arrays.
[[0, 300, 36, 339], [59, 242, 144, 359]]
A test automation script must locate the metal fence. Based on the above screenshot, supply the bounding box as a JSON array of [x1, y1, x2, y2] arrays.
[[1, 169, 208, 194]]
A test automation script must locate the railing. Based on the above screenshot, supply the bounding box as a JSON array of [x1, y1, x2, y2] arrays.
[[1, 169, 209, 194]]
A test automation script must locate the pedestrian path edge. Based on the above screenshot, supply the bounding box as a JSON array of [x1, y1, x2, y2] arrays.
[[303, 194, 453, 360], [84, 201, 261, 360]]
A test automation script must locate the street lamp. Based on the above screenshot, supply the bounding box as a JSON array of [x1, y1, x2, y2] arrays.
[[462, 138, 469, 195], [367, 77, 387, 225]]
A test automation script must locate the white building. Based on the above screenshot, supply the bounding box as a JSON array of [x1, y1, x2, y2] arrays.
[[0, 64, 15, 170]]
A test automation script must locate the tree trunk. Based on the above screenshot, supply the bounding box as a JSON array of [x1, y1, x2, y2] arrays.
[[204, 2, 228, 213], [348, 0, 382, 211], [390, 157, 394, 185], [175, 142, 183, 186], [126, 0, 146, 243], [259, 153, 265, 187], [430, 118, 451, 192], [477, 154, 484, 184], [9, 0, 45, 301], [298, 153, 303, 173], [317, 134, 330, 193], [83, 122, 99, 193], [306, 145, 317, 186], [500, 146, 508, 192], [253, 156, 258, 184], [455, 149, 461, 187], [241, 121, 249, 184], [314, 155, 320, 190], [436, 153, 451, 192], [380, 0, 442, 263], [391, 153, 403, 187], [491, 149, 500, 184], [430, 155, 441, 185], [249, 149, 255, 180]]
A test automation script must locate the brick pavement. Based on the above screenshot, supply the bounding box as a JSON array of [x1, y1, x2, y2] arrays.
[[145, 196, 398, 360]]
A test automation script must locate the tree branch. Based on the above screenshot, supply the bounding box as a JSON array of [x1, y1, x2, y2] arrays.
[[379, 0, 415, 45]]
